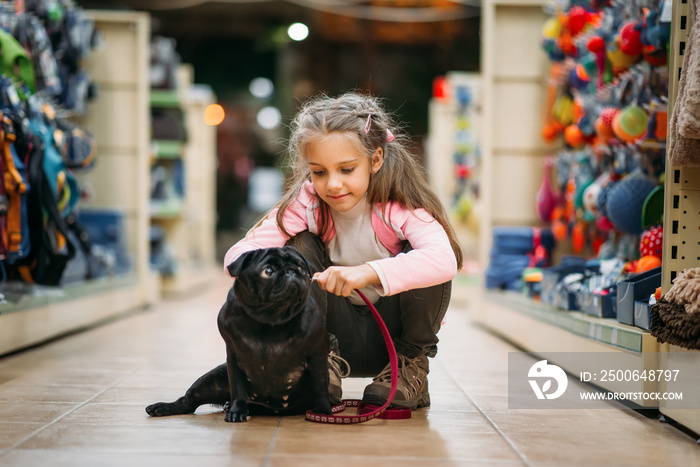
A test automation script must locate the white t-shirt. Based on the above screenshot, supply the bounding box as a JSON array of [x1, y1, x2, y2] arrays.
[[327, 197, 391, 304]]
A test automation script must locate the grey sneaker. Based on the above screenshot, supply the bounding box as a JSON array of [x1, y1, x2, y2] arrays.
[[362, 354, 430, 409], [328, 351, 350, 405]]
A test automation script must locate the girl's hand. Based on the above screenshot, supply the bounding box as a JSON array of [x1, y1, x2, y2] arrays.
[[313, 264, 380, 297]]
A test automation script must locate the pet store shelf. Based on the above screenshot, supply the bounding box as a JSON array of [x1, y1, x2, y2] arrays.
[[479, 291, 656, 352], [0, 10, 158, 358], [160, 264, 220, 298], [149, 65, 218, 297], [150, 200, 184, 219], [478, 0, 558, 268], [658, 0, 700, 435], [152, 139, 184, 159], [657, 344, 700, 434], [149, 89, 180, 108], [477, 290, 660, 406], [0, 273, 159, 356]]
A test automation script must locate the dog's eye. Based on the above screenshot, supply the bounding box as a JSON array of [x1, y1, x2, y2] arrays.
[[261, 266, 274, 278]]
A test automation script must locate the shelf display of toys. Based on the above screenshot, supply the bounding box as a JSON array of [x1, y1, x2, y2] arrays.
[[502, 0, 671, 329], [446, 74, 481, 232], [0, 1, 132, 296]]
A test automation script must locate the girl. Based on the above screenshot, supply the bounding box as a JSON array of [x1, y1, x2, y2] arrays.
[[224, 92, 463, 409]]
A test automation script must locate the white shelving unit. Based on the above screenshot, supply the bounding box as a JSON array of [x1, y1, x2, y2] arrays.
[[149, 65, 219, 297], [479, 0, 560, 267], [0, 10, 157, 356], [658, 0, 700, 435], [427, 72, 482, 259]]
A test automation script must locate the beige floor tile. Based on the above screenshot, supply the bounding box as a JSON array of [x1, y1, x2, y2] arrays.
[[0, 450, 265, 467], [468, 394, 511, 413], [267, 455, 526, 466], [91, 385, 194, 405], [5, 368, 129, 388], [16, 423, 276, 456], [508, 428, 700, 466], [0, 422, 44, 450], [0, 382, 107, 403], [0, 278, 698, 466], [0, 401, 81, 424], [272, 421, 521, 461], [280, 408, 495, 433], [61, 402, 281, 429]]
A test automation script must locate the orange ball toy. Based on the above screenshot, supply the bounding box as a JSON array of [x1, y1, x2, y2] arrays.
[[551, 206, 568, 242], [564, 124, 586, 148], [542, 120, 564, 143], [613, 107, 648, 142], [595, 116, 615, 141], [571, 222, 586, 254], [636, 255, 662, 273]]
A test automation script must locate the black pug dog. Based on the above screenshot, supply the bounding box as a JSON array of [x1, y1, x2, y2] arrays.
[[145, 247, 333, 422]]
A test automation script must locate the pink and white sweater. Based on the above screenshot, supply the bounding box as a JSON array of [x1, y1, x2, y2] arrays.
[[224, 181, 458, 296]]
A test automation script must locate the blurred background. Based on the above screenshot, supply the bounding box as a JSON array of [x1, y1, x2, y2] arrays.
[[80, 0, 481, 247]]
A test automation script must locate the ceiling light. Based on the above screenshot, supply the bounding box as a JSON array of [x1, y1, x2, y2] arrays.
[[249, 77, 274, 99], [287, 22, 309, 41], [203, 104, 225, 126], [257, 106, 281, 129]]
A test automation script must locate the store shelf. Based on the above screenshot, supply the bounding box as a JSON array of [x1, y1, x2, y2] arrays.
[[150, 89, 180, 108], [75, 10, 151, 286], [149, 65, 217, 297], [479, 290, 656, 353], [476, 290, 660, 405], [150, 200, 184, 219], [479, 0, 558, 267], [659, 344, 700, 434], [0, 273, 159, 356], [152, 139, 184, 159], [160, 264, 220, 298], [658, 0, 700, 434], [0, 10, 156, 357]]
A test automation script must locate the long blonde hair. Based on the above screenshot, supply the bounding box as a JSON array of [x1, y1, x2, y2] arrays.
[[270, 92, 463, 269]]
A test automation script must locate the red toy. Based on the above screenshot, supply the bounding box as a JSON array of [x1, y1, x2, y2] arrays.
[[640, 225, 663, 258]]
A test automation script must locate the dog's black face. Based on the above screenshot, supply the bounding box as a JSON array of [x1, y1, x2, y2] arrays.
[[227, 247, 313, 325]]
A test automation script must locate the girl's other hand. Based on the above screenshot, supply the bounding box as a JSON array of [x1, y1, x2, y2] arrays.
[[312, 264, 380, 297]]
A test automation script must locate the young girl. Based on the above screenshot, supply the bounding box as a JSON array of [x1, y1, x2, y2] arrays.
[[224, 92, 463, 409]]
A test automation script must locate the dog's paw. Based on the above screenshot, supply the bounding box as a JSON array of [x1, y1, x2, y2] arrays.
[[313, 399, 333, 415], [224, 400, 249, 423], [224, 410, 247, 422], [146, 402, 176, 417]]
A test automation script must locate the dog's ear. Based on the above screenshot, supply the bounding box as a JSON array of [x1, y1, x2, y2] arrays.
[[300, 254, 313, 277], [287, 247, 313, 277], [227, 250, 255, 277]]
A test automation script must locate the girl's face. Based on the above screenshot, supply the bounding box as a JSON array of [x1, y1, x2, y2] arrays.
[[306, 133, 383, 212]]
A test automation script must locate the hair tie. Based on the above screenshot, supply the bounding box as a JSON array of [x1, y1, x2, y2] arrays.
[[386, 129, 395, 143], [364, 114, 372, 134]]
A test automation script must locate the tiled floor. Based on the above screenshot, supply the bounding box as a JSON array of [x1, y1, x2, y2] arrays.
[[1, 275, 699, 466]]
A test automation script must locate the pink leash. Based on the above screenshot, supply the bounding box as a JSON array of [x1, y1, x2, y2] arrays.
[[305, 289, 411, 424]]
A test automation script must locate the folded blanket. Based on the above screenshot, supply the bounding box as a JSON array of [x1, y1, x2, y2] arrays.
[[650, 267, 700, 349], [664, 268, 700, 314], [650, 298, 700, 349]]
